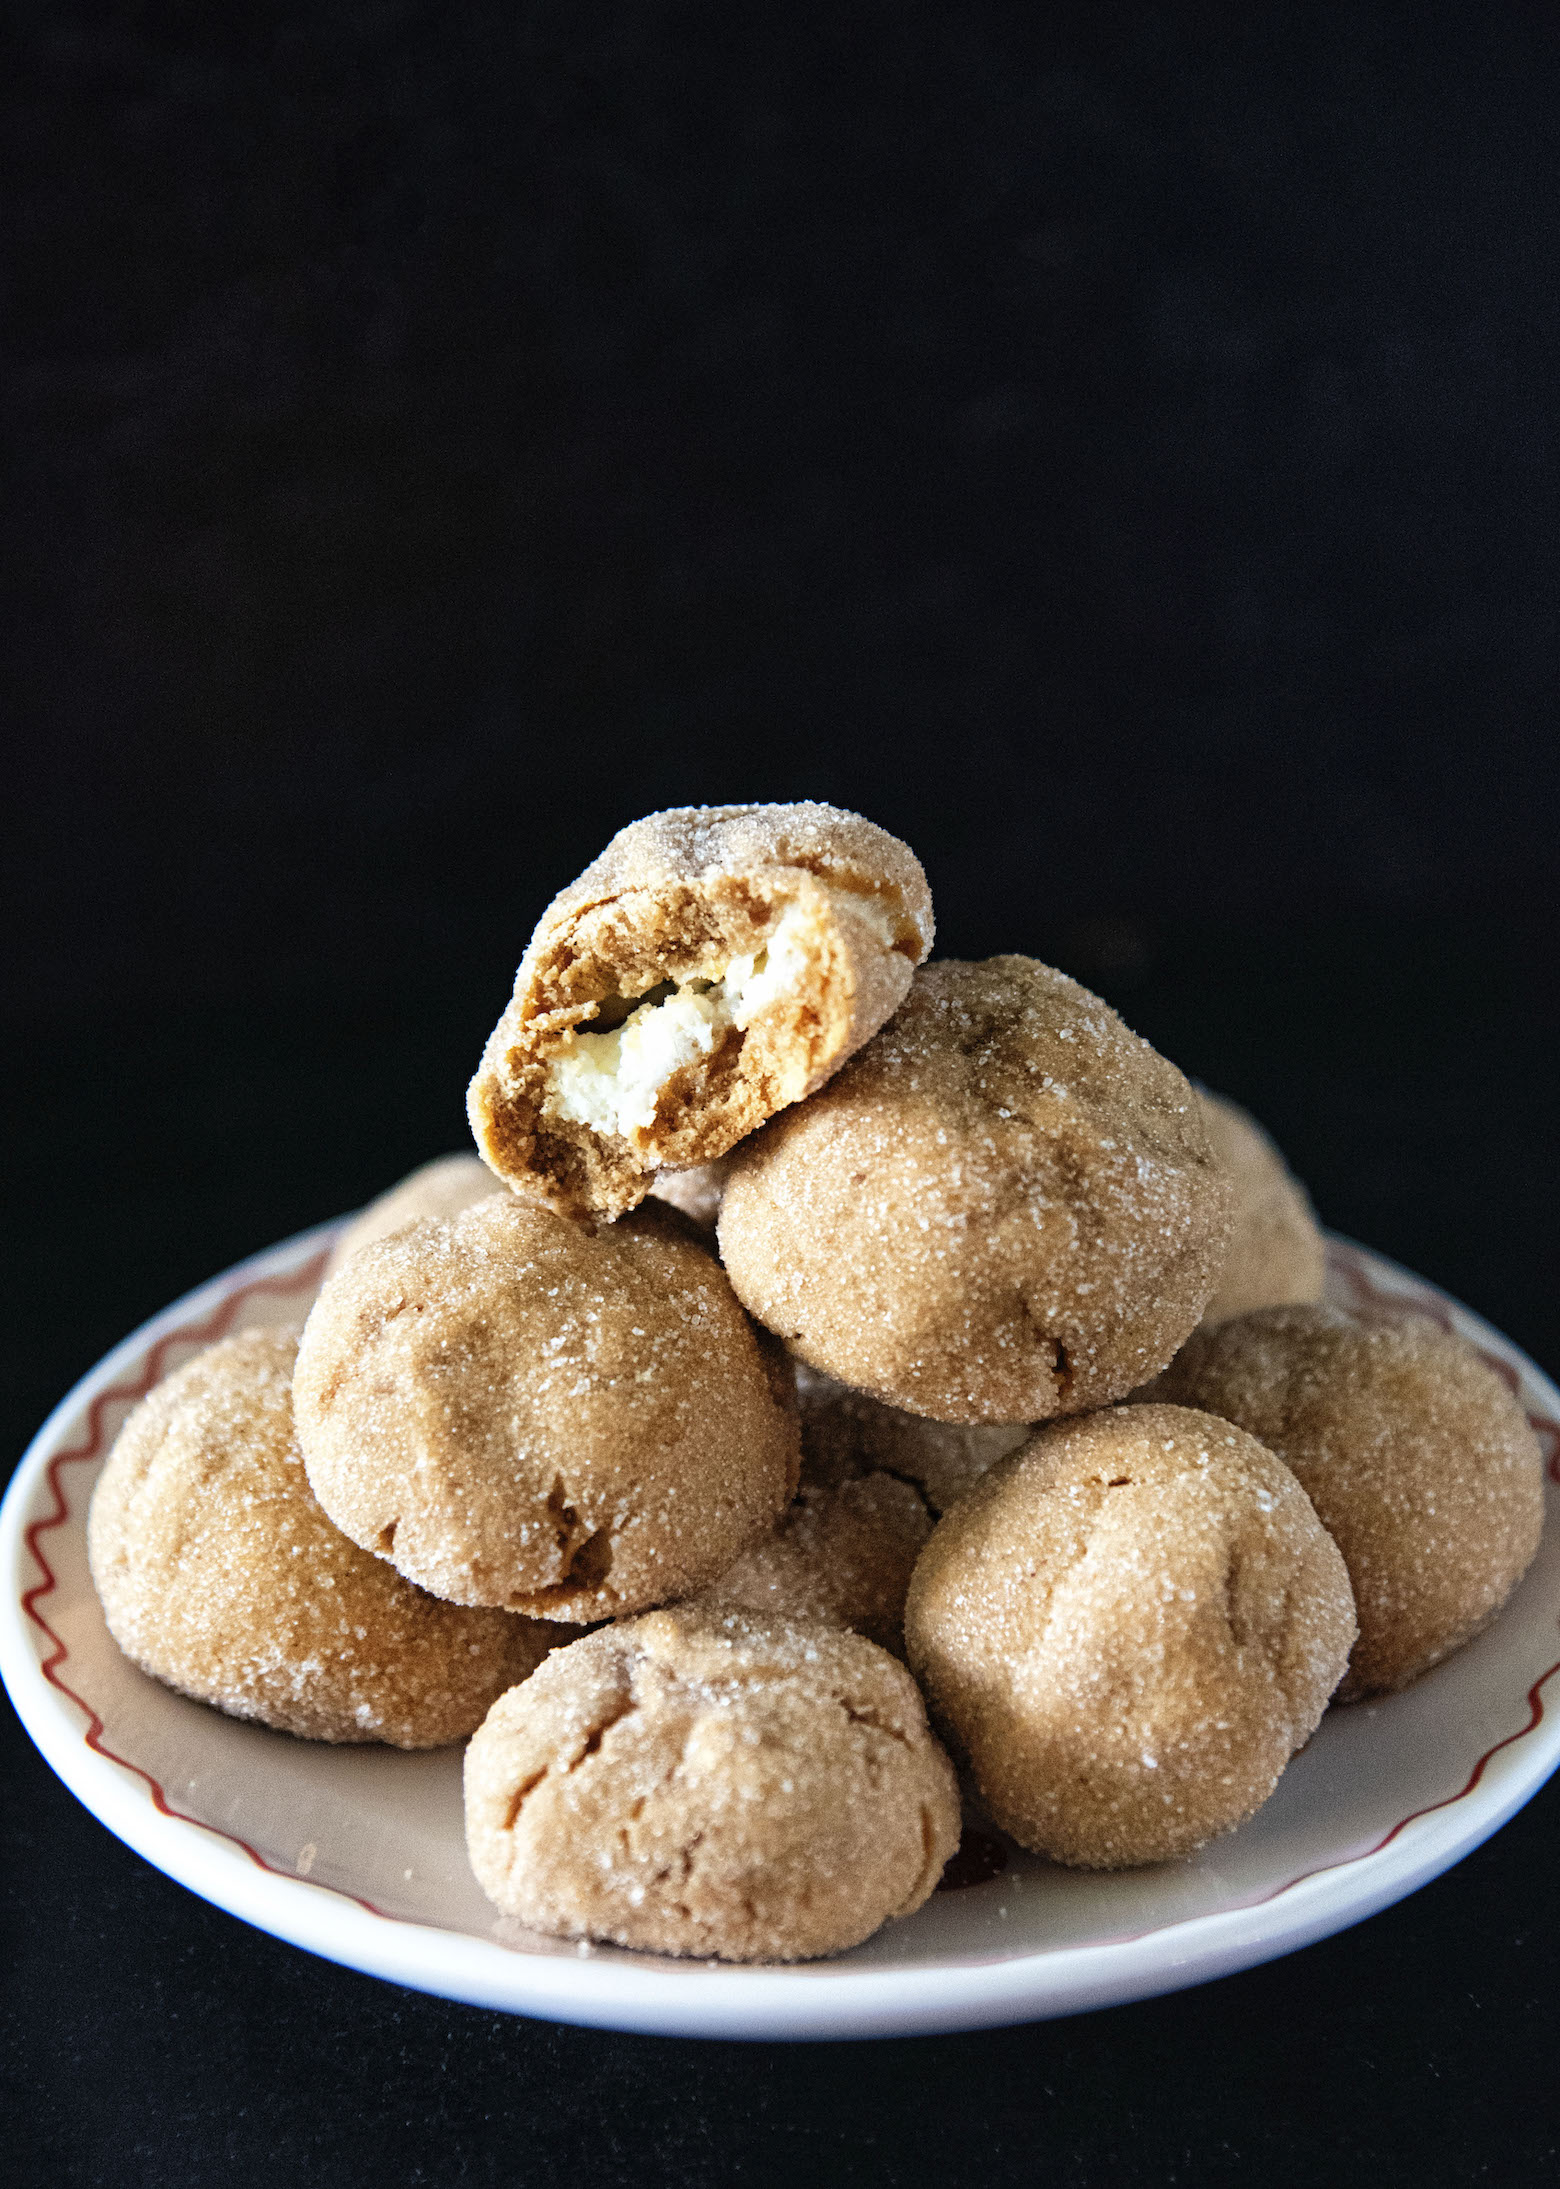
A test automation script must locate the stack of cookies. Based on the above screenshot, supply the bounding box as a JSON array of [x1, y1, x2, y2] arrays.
[[88, 803, 1546, 1963]]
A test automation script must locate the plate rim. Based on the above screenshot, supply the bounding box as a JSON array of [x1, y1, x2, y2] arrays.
[[3, 1224, 1558, 2041]]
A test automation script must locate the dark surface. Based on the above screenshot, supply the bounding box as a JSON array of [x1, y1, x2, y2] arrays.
[[6, 4, 1560, 2184]]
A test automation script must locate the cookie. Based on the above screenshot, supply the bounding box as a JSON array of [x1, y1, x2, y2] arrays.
[[464, 1606, 961, 1961], [1196, 1090, 1325, 1328], [1155, 1304, 1545, 1696], [87, 1330, 556, 1747], [325, 1152, 505, 1277], [792, 1365, 1033, 1517], [695, 1367, 1032, 1653], [904, 1403, 1355, 1867], [695, 1427, 928, 1656], [293, 1194, 799, 1620], [718, 956, 1233, 1422], [468, 803, 934, 1220]]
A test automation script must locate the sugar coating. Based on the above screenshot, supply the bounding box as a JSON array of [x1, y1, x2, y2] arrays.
[[694, 1367, 1033, 1655], [718, 957, 1233, 1423], [1196, 1091, 1326, 1329], [791, 1363, 1034, 1517], [293, 1196, 800, 1621], [905, 1403, 1356, 1868], [1155, 1304, 1545, 1697], [325, 1153, 506, 1278], [691, 1375, 929, 1656], [468, 803, 934, 1221], [87, 1330, 557, 1747], [464, 1605, 961, 1961]]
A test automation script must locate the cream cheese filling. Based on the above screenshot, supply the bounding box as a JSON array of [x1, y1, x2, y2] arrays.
[[546, 889, 889, 1140]]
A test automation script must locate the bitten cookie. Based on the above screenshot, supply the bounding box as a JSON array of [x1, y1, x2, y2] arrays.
[[1196, 1090, 1326, 1329], [719, 957, 1233, 1422], [325, 1152, 506, 1277], [464, 1606, 961, 1961], [1155, 1304, 1546, 1696], [468, 803, 934, 1220], [294, 1195, 799, 1621], [87, 1330, 557, 1747], [904, 1404, 1355, 1867]]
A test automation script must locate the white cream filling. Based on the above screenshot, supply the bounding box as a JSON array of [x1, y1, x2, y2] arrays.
[[547, 891, 884, 1139], [551, 986, 729, 1137]]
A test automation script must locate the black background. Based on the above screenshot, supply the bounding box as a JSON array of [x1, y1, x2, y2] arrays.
[[5, 4, 1560, 2182]]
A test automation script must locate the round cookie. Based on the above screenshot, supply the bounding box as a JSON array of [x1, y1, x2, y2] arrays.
[[469, 803, 934, 1221], [1196, 1090, 1326, 1329], [694, 1368, 1031, 1652], [904, 1403, 1356, 1867], [464, 1606, 961, 1961], [718, 956, 1234, 1423], [325, 1152, 505, 1277], [695, 1450, 931, 1656], [294, 1195, 800, 1620], [793, 1365, 1034, 1518], [88, 1329, 557, 1747], [1155, 1304, 1546, 1697]]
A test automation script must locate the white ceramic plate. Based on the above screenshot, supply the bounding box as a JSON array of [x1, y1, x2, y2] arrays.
[[3, 1226, 1557, 2040]]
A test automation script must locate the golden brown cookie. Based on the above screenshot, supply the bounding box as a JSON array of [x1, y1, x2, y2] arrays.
[[695, 1444, 929, 1657], [325, 1152, 506, 1278], [464, 1605, 961, 1960], [793, 1365, 1033, 1516], [87, 1330, 557, 1747], [293, 1195, 799, 1621], [468, 803, 934, 1221], [1196, 1090, 1326, 1328], [904, 1403, 1355, 1867], [718, 957, 1233, 1422], [1155, 1304, 1545, 1696], [694, 1367, 1032, 1654]]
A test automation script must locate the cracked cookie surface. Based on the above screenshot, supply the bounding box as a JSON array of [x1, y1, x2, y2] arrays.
[[464, 1605, 961, 1961], [718, 956, 1233, 1422], [88, 1330, 557, 1746], [468, 803, 934, 1222], [904, 1403, 1355, 1867], [293, 1196, 799, 1619]]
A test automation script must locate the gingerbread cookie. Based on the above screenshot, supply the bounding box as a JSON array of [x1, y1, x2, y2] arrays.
[[719, 957, 1233, 1422], [325, 1152, 505, 1277], [294, 1195, 799, 1621], [464, 1606, 960, 1960], [793, 1365, 1033, 1517], [696, 1368, 1033, 1652], [88, 1330, 555, 1747], [1196, 1090, 1325, 1329], [695, 1451, 931, 1656], [905, 1403, 1355, 1867], [1155, 1304, 1545, 1695], [469, 804, 933, 1220]]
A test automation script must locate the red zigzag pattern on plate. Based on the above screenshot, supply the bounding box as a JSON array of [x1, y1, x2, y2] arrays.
[[1235, 1245, 1560, 1907], [15, 1237, 1560, 1950], [17, 1249, 393, 1918]]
